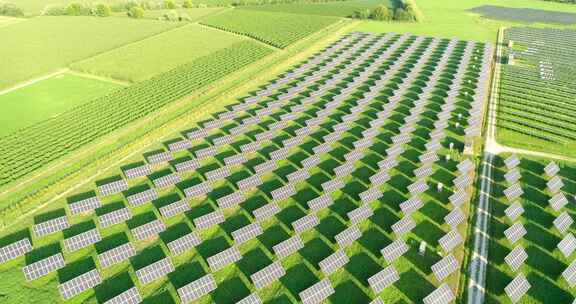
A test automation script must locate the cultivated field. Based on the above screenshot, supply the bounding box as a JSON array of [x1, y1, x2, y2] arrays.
[[0, 73, 121, 136], [496, 27, 576, 158], [201, 9, 340, 48], [0, 16, 179, 89], [239, 0, 395, 18], [71, 24, 247, 83], [0, 32, 492, 303]]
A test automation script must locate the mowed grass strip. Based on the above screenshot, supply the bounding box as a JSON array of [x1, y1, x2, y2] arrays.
[[71, 24, 245, 83], [239, 0, 394, 18], [137, 7, 228, 21], [0, 16, 180, 89], [201, 9, 340, 48], [0, 73, 120, 137]]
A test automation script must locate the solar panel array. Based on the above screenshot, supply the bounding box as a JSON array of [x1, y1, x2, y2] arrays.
[[505, 245, 528, 272], [166, 232, 201, 256], [177, 274, 217, 303], [158, 200, 190, 218], [431, 254, 459, 281], [69, 196, 101, 215], [423, 283, 455, 304], [58, 269, 102, 300], [319, 250, 349, 275], [505, 274, 531, 303], [504, 222, 527, 245], [299, 279, 335, 304], [135, 258, 174, 285], [381, 239, 409, 264], [207, 246, 242, 272], [251, 262, 286, 289], [23, 253, 66, 281], [0, 238, 32, 263], [274, 236, 304, 258], [33, 216, 69, 237], [104, 287, 141, 304], [368, 265, 400, 293], [64, 229, 101, 252], [131, 220, 165, 241], [98, 243, 136, 268], [558, 233, 576, 258]]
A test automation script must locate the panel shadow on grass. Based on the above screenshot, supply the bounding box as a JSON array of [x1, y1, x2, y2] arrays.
[[316, 216, 347, 243], [212, 277, 251, 304], [329, 280, 371, 304], [258, 225, 290, 254], [345, 252, 382, 287], [237, 247, 272, 278], [394, 269, 435, 303], [280, 264, 318, 300], [358, 228, 391, 257], [299, 238, 334, 270]]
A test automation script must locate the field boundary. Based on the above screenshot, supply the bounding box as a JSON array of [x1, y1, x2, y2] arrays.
[[0, 19, 358, 232], [0, 68, 68, 96], [67, 70, 130, 86]]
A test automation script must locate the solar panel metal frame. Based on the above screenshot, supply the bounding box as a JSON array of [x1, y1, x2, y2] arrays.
[[381, 239, 409, 264], [98, 243, 137, 268], [177, 274, 217, 304], [368, 265, 400, 293], [207, 246, 242, 272], [319, 250, 349, 275], [504, 274, 531, 304], [23, 253, 66, 281], [251, 261, 286, 289], [273, 236, 304, 258], [431, 254, 459, 281], [505, 245, 528, 272]]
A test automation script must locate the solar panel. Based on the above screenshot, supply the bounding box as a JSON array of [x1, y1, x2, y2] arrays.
[[98, 180, 128, 196], [354, 138, 372, 149], [547, 175, 564, 193], [131, 220, 165, 241], [207, 246, 242, 272], [58, 268, 102, 300], [159, 200, 190, 218], [252, 203, 280, 222], [152, 172, 180, 188], [391, 216, 416, 236], [293, 214, 320, 233], [299, 279, 335, 304], [544, 162, 560, 177], [216, 192, 245, 209], [193, 210, 225, 229], [504, 168, 522, 184], [400, 197, 423, 216], [381, 239, 409, 264], [414, 165, 434, 179], [0, 238, 32, 263], [98, 243, 136, 268], [558, 233, 576, 258], [407, 180, 429, 195], [369, 298, 385, 304], [370, 171, 391, 186], [334, 163, 355, 177], [135, 258, 174, 285], [287, 169, 310, 183], [167, 232, 201, 256], [319, 250, 349, 276], [504, 222, 527, 245], [69, 196, 101, 215], [554, 211, 574, 234], [237, 294, 263, 304], [283, 136, 305, 148], [378, 158, 398, 170], [270, 147, 290, 161], [438, 230, 463, 253], [505, 245, 527, 272], [423, 283, 455, 304], [312, 143, 332, 154], [229, 124, 248, 136], [203, 118, 225, 130], [504, 274, 530, 304], [503, 183, 523, 201], [269, 120, 289, 132], [232, 223, 263, 245], [359, 187, 383, 203], [237, 175, 263, 191], [273, 236, 304, 258], [504, 155, 520, 170], [308, 194, 333, 211], [323, 132, 342, 144], [33, 216, 69, 237], [344, 150, 364, 162], [205, 166, 231, 181], [224, 154, 248, 166], [368, 265, 400, 293], [419, 152, 439, 164], [23, 253, 66, 281], [123, 164, 152, 179], [177, 274, 217, 304], [348, 205, 374, 224], [335, 225, 361, 247], [271, 184, 296, 201], [146, 151, 172, 164], [186, 128, 208, 141], [322, 179, 345, 193], [194, 146, 218, 159], [64, 229, 101, 252], [104, 287, 141, 304], [254, 161, 278, 174], [431, 254, 458, 281], [386, 144, 404, 157], [505, 202, 524, 222], [168, 139, 191, 152], [563, 259, 576, 288], [255, 130, 276, 142], [444, 207, 465, 229], [240, 141, 261, 154], [550, 193, 569, 212], [453, 174, 472, 190], [183, 181, 212, 197], [251, 262, 286, 289]]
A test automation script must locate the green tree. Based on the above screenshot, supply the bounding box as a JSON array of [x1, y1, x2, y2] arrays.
[[65, 2, 83, 15], [371, 5, 391, 21], [393, 8, 410, 21], [0, 2, 24, 17], [164, 0, 176, 9], [182, 0, 193, 8], [353, 8, 370, 19], [95, 3, 111, 17], [128, 6, 144, 18]]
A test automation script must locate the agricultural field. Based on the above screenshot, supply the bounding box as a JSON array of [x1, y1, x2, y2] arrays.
[[0, 32, 492, 304], [483, 154, 576, 303], [0, 16, 23, 27], [135, 7, 228, 21], [0, 16, 180, 89], [0, 73, 121, 136], [496, 27, 576, 158], [201, 9, 340, 48], [470, 5, 576, 25], [0, 40, 272, 187], [238, 0, 395, 18], [71, 24, 248, 83]]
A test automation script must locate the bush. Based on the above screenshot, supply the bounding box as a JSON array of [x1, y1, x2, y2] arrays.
[[164, 0, 176, 9], [353, 8, 370, 19], [128, 6, 144, 18], [0, 2, 24, 17], [42, 4, 66, 15], [182, 0, 194, 8], [371, 5, 391, 21], [65, 2, 83, 15], [163, 10, 179, 21], [96, 4, 111, 17]]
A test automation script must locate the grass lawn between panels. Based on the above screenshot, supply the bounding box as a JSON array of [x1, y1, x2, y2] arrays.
[[0, 32, 490, 303], [353, 0, 576, 43]]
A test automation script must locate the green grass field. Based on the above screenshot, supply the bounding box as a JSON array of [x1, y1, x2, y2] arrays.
[[0, 16, 24, 28], [139, 7, 228, 21], [201, 9, 340, 48], [71, 24, 246, 83], [0, 73, 121, 137], [0, 16, 180, 90], [239, 0, 393, 18], [354, 0, 576, 42]]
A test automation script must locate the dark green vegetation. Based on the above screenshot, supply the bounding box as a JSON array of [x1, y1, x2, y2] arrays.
[[201, 9, 340, 48], [0, 31, 490, 303], [484, 155, 576, 303], [0, 41, 272, 188], [497, 27, 576, 157], [470, 5, 576, 25]]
